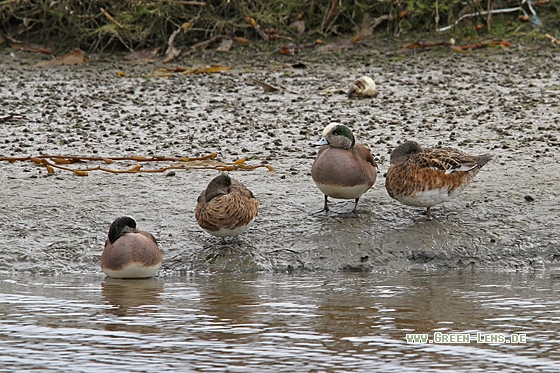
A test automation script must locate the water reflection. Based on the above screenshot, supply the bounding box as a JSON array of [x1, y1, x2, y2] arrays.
[[101, 277, 164, 335], [0, 271, 559, 371], [101, 277, 163, 315]]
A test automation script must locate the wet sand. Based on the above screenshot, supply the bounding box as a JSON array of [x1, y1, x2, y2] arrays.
[[1, 39, 559, 274]]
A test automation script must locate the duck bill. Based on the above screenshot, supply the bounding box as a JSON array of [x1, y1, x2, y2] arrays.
[[313, 137, 329, 146], [347, 84, 357, 98]]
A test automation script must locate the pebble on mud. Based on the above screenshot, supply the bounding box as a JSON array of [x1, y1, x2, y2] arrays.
[[524, 195, 535, 202]]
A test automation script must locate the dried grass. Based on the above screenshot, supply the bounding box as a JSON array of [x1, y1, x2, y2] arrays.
[[0, 0, 557, 52]]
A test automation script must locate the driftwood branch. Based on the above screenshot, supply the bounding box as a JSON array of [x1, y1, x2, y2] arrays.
[[545, 33, 560, 46], [163, 21, 195, 63], [0, 153, 273, 176]]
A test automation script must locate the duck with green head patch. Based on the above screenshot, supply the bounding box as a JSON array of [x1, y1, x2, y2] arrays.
[[311, 123, 377, 215], [101, 216, 163, 279]]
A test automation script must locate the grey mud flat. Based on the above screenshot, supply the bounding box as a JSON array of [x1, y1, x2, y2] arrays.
[[0, 40, 559, 275]]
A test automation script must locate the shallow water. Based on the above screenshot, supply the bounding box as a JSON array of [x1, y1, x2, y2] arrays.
[[1, 271, 560, 372]]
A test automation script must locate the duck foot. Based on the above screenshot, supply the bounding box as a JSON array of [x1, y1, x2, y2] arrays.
[[420, 207, 434, 221], [336, 211, 359, 218], [313, 195, 331, 215]]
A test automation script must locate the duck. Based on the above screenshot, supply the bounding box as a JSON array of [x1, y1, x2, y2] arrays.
[[195, 173, 259, 237], [100, 216, 163, 278], [348, 76, 378, 98], [385, 140, 493, 219], [311, 123, 377, 214]]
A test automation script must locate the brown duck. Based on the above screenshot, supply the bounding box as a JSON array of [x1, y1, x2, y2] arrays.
[[385, 140, 493, 219], [195, 173, 259, 237], [100, 216, 163, 278], [311, 123, 377, 214]]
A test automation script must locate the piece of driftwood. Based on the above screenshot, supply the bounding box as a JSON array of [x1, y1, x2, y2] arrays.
[[1, 153, 274, 176]]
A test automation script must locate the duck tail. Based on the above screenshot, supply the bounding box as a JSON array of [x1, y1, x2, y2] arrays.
[[476, 153, 494, 168]]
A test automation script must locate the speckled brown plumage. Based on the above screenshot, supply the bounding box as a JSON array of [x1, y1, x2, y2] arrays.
[[385, 141, 493, 219], [195, 173, 259, 237]]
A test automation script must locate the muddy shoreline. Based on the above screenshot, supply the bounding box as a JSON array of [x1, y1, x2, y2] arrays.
[[1, 38, 559, 275]]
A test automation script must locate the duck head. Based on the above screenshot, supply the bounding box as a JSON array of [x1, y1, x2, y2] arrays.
[[390, 141, 422, 164], [107, 216, 138, 244], [313, 123, 356, 150], [348, 76, 378, 98]]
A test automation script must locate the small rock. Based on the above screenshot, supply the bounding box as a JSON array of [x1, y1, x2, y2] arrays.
[[524, 195, 535, 202]]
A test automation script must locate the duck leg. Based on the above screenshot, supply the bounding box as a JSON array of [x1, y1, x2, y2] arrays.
[[352, 198, 359, 214], [314, 195, 330, 214], [321, 195, 330, 212], [426, 207, 433, 220]]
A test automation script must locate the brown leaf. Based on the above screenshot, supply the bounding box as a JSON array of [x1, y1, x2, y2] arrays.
[[246, 16, 257, 28], [73, 170, 89, 177], [128, 165, 142, 172], [36, 49, 86, 67], [182, 66, 231, 75], [46, 165, 55, 174], [234, 158, 247, 165], [452, 46, 468, 53], [402, 41, 451, 50], [102, 158, 114, 164], [234, 37, 250, 44], [30, 157, 42, 164], [350, 35, 363, 43], [399, 10, 410, 18], [182, 21, 194, 30], [279, 43, 301, 55]]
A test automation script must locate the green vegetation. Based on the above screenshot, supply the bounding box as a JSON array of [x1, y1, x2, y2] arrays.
[[0, 0, 558, 52]]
